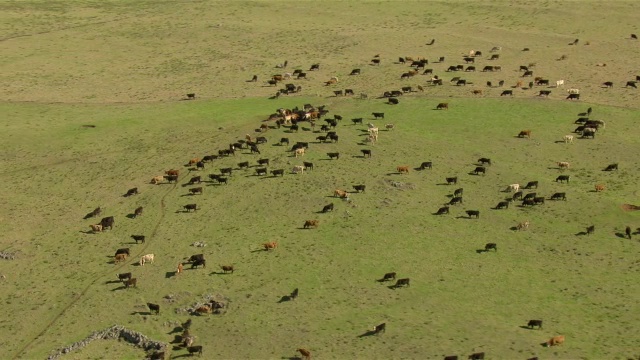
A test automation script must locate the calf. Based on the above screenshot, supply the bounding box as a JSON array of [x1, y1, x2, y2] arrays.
[[446, 176, 458, 185], [436, 206, 450, 215], [297, 348, 311, 360], [517, 220, 530, 231], [594, 184, 605, 192], [131, 235, 145, 244], [124, 278, 137, 288], [602, 81, 613, 88], [420, 161, 433, 170], [196, 161, 205, 170], [388, 97, 399, 105], [147, 303, 160, 315], [361, 149, 372, 158], [89, 224, 103, 233], [279, 137, 289, 146], [220, 265, 234, 273], [547, 335, 565, 347], [466, 210, 480, 218], [303, 220, 319, 229], [322, 203, 334, 213], [550, 192, 566, 201], [114, 253, 127, 263], [372, 323, 386, 334], [436, 102, 449, 110], [556, 175, 570, 183], [353, 185, 366, 193], [189, 187, 203, 195], [397, 166, 410, 174], [394, 278, 410, 287]]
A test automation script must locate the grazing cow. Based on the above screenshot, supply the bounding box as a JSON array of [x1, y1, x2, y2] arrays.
[[507, 184, 520, 192], [604, 163, 618, 171], [361, 149, 372, 158], [124, 278, 137, 288], [454, 188, 464, 197], [420, 161, 433, 170], [292, 165, 305, 174], [539, 90, 551, 97], [333, 90, 343, 97], [482, 65, 494, 72], [397, 166, 410, 174], [303, 162, 314, 170], [594, 184, 605, 192], [187, 346, 203, 357], [468, 352, 485, 360], [501, 90, 513, 96], [556, 175, 570, 183], [372, 112, 385, 119], [547, 335, 565, 347], [626, 81, 638, 88], [534, 196, 545, 205], [297, 348, 311, 360], [280, 137, 289, 146], [250, 144, 261, 153], [522, 199, 535, 207], [522, 70, 533, 77], [131, 235, 145, 244], [495, 201, 509, 209], [147, 303, 160, 315], [131, 206, 143, 218], [220, 167, 233, 176], [382, 272, 396, 281], [125, 188, 138, 197], [557, 161, 570, 169], [90, 224, 103, 233], [327, 152, 340, 160], [139, 254, 154, 266], [550, 192, 566, 201], [100, 216, 115, 230], [187, 254, 204, 263], [566, 93, 580, 100], [522, 181, 538, 190], [350, 68, 361, 75], [388, 97, 399, 105], [303, 220, 319, 229], [255, 168, 268, 176], [263, 241, 277, 251], [602, 81, 613, 88], [114, 253, 127, 264], [334, 189, 348, 198], [473, 166, 486, 175], [527, 319, 543, 329], [436, 206, 450, 215], [191, 258, 206, 269], [271, 169, 284, 177], [518, 130, 531, 138], [220, 265, 234, 273], [117, 272, 132, 282], [256, 137, 267, 144], [472, 89, 482, 95], [150, 175, 164, 184], [352, 118, 363, 125], [536, 79, 549, 86], [238, 161, 250, 169], [164, 174, 178, 183], [184, 204, 198, 212], [466, 210, 480, 218], [563, 134, 574, 143], [196, 161, 205, 170], [394, 278, 410, 287], [372, 323, 386, 334], [84, 206, 102, 219], [517, 220, 530, 230], [446, 177, 458, 185], [582, 128, 596, 138], [523, 193, 537, 201], [477, 158, 491, 165], [322, 203, 334, 213], [449, 196, 463, 205], [188, 176, 202, 185], [556, 79, 565, 87], [114, 248, 130, 257], [456, 79, 467, 86], [436, 102, 449, 110]]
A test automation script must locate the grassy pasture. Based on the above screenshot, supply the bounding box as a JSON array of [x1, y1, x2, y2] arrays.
[[1, 1, 640, 360]]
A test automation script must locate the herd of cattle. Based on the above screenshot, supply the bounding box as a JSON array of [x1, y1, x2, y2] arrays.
[[80, 36, 640, 360]]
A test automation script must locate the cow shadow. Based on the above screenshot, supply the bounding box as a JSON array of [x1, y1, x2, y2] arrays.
[[352, 155, 367, 159], [615, 232, 627, 239], [126, 213, 136, 219], [250, 249, 267, 253], [165, 271, 177, 279], [278, 295, 293, 303], [519, 325, 538, 330], [131, 311, 153, 316], [436, 182, 450, 186], [104, 279, 122, 284], [358, 330, 378, 337], [456, 216, 472, 220], [180, 193, 196, 197], [509, 226, 519, 231], [554, 140, 566, 144], [386, 172, 402, 176], [79, 230, 96, 235], [575, 231, 587, 236], [281, 357, 302, 360], [111, 285, 128, 291], [171, 354, 193, 359], [476, 249, 488, 254]]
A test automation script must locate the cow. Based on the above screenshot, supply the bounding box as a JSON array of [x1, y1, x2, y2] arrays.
[[512, 191, 523, 201], [522, 70, 533, 77], [527, 319, 543, 329], [352, 185, 366, 193], [394, 278, 410, 287], [195, 305, 212, 315], [334, 189, 348, 198], [536, 79, 549, 86], [495, 201, 509, 209], [270, 169, 284, 177], [550, 192, 566, 201], [372, 112, 385, 119], [539, 90, 551, 97], [147, 303, 160, 315], [484, 243, 497, 252], [388, 97, 399, 105], [100, 216, 115, 230], [350, 68, 361, 75], [534, 196, 545, 205], [150, 175, 164, 184], [372, 323, 386, 335], [449, 196, 463, 205], [556, 175, 570, 183], [117, 272, 132, 282], [361, 149, 372, 158], [352, 118, 363, 125], [250, 144, 261, 154], [518, 130, 531, 138], [131, 235, 145, 244], [557, 161, 570, 169], [177, 263, 183, 274], [522, 199, 535, 207], [280, 137, 290, 146], [327, 152, 340, 160], [84, 206, 102, 219], [446, 177, 458, 185], [436, 206, 450, 215], [472, 89, 482, 95], [164, 174, 178, 183], [473, 166, 486, 175], [517, 220, 530, 230], [184, 204, 198, 212], [114, 253, 127, 264], [500, 90, 513, 96], [139, 254, 154, 266], [187, 176, 201, 185], [582, 128, 596, 138], [220, 167, 233, 176], [165, 169, 180, 176], [604, 163, 618, 171], [507, 184, 520, 192], [124, 278, 137, 288], [547, 335, 565, 347], [594, 184, 605, 192], [187, 254, 204, 263], [626, 226, 632, 239], [322, 203, 334, 213], [381, 272, 396, 281], [125, 187, 139, 197], [466, 210, 480, 218], [292, 165, 305, 174], [187, 346, 203, 357], [477, 158, 491, 166], [397, 166, 410, 174], [297, 348, 311, 360], [263, 241, 277, 251], [444, 356, 458, 360], [566, 93, 580, 100], [626, 81, 638, 88], [89, 224, 103, 233], [115, 250, 131, 259], [255, 168, 268, 176], [303, 220, 319, 229], [420, 161, 433, 170], [195, 161, 205, 170], [523, 193, 537, 201], [522, 181, 538, 190], [436, 102, 449, 110], [567, 88, 580, 95], [191, 258, 206, 269], [563, 134, 574, 143], [468, 352, 485, 360], [456, 79, 467, 86], [602, 81, 613, 88], [303, 162, 314, 170]]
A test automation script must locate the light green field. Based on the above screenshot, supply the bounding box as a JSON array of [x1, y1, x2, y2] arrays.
[[1, 1, 639, 360]]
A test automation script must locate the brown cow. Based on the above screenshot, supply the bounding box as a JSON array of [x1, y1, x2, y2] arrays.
[[124, 278, 137, 288], [547, 335, 565, 346], [397, 166, 410, 174], [221, 265, 234, 273], [177, 263, 183, 274], [188, 158, 200, 165], [334, 189, 348, 198], [263, 241, 277, 250], [114, 253, 127, 264], [594, 184, 605, 192], [518, 130, 532, 138], [436, 102, 449, 110], [195, 305, 212, 315], [304, 220, 319, 229], [297, 348, 311, 360], [165, 169, 180, 176]]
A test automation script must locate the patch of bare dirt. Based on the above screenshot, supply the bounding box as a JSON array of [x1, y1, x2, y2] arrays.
[[621, 204, 640, 211]]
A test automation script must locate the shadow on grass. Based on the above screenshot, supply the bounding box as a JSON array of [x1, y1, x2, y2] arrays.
[[126, 213, 136, 219], [519, 325, 539, 330], [165, 271, 177, 279], [79, 230, 96, 235], [575, 231, 587, 236], [357, 330, 378, 337], [278, 295, 293, 303]]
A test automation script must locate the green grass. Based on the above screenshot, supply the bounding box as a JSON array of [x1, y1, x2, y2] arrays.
[[1, 1, 640, 359]]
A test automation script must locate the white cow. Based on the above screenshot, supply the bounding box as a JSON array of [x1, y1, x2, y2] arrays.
[[295, 148, 305, 157], [558, 161, 570, 169], [507, 184, 520, 192], [367, 122, 376, 129], [563, 135, 574, 143], [517, 220, 530, 231], [368, 127, 379, 135], [292, 165, 305, 174], [556, 80, 565, 87], [140, 254, 155, 266], [567, 88, 580, 94]]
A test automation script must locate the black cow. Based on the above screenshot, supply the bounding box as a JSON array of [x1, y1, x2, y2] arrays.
[[550, 192, 566, 201], [566, 93, 580, 100], [187, 345, 203, 356], [436, 206, 450, 215], [473, 166, 486, 175], [626, 81, 638, 88], [255, 168, 267, 176], [309, 64, 320, 71], [494, 198, 512, 209], [586, 225, 595, 235], [602, 81, 613, 88], [124, 278, 137, 288], [420, 161, 433, 170], [449, 196, 463, 205], [486, 81, 493, 87], [344, 89, 354, 95], [84, 207, 102, 219], [100, 216, 115, 230], [465, 66, 475, 72], [322, 203, 334, 213], [196, 161, 205, 170], [257, 159, 270, 167], [523, 193, 537, 201], [220, 168, 233, 176], [469, 352, 485, 360], [556, 175, 570, 183], [388, 97, 399, 105], [522, 199, 535, 206], [184, 204, 198, 212], [361, 149, 372, 158], [188, 176, 202, 184], [394, 278, 410, 287], [512, 191, 523, 200], [402, 86, 413, 93], [164, 174, 178, 183], [350, 68, 361, 75], [524, 181, 538, 189], [484, 243, 497, 252], [604, 163, 618, 171], [333, 90, 343, 97], [191, 258, 206, 269], [381, 272, 396, 281], [456, 79, 467, 86], [353, 185, 366, 193], [372, 323, 386, 334], [208, 174, 220, 182], [115, 248, 130, 257], [289, 288, 299, 299], [626, 226, 632, 239], [256, 136, 268, 144], [280, 137, 289, 145], [534, 196, 545, 205], [463, 57, 474, 63], [522, 70, 533, 77], [446, 177, 458, 185], [250, 144, 261, 154], [527, 320, 543, 329], [271, 169, 284, 177], [539, 90, 551, 96], [303, 162, 314, 170], [117, 272, 132, 282], [466, 210, 480, 218], [327, 152, 340, 159], [131, 235, 145, 244], [500, 90, 513, 96], [477, 158, 491, 166], [352, 118, 363, 125], [133, 206, 143, 218], [482, 65, 493, 72], [189, 187, 202, 195], [328, 133, 339, 142], [536, 79, 549, 86], [238, 161, 250, 169], [147, 303, 160, 315], [498, 80, 505, 87], [188, 254, 204, 263], [125, 187, 138, 197], [372, 112, 385, 119]]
